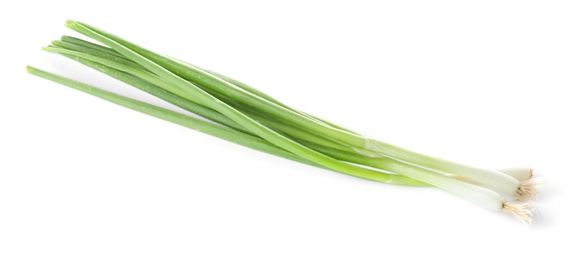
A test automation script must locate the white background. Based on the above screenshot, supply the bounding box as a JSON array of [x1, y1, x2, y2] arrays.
[[2, 1, 572, 259]]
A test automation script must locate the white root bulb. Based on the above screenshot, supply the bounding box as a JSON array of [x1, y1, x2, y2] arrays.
[[501, 201, 533, 224], [516, 177, 546, 201]]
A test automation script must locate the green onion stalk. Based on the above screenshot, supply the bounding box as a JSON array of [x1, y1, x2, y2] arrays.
[[27, 20, 542, 223]]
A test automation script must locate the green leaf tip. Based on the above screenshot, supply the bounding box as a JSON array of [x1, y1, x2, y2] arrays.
[[65, 20, 79, 29], [26, 65, 43, 78]]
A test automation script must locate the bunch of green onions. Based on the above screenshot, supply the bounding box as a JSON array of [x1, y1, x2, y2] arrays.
[[27, 20, 542, 222]]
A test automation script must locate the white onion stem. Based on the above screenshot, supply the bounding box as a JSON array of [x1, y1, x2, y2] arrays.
[[499, 167, 533, 181]]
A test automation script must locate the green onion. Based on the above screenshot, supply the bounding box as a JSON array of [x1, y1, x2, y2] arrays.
[[27, 20, 543, 223], [56, 35, 532, 193]]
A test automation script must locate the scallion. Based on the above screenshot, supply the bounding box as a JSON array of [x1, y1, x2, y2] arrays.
[[26, 20, 544, 223]]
